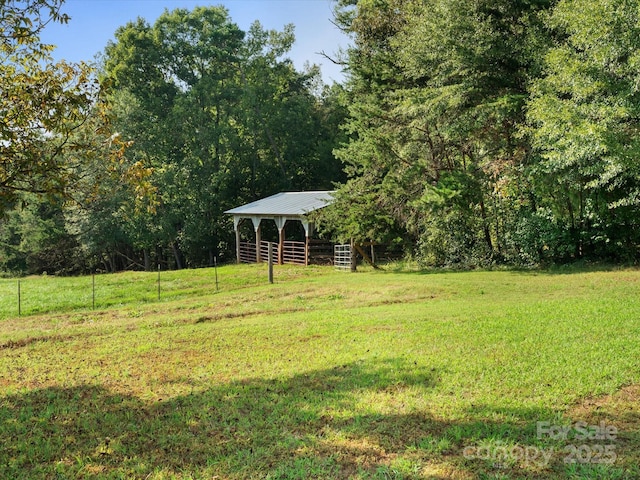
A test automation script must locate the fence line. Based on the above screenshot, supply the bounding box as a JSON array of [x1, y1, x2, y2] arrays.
[[0, 267, 224, 319]]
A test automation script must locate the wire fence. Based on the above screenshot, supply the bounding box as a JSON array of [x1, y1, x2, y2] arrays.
[[0, 262, 225, 319]]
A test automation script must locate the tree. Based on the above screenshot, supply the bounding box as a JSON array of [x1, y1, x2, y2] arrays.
[[329, 0, 553, 265], [0, 192, 86, 274], [527, 0, 640, 259], [0, 0, 124, 215], [101, 6, 345, 269]]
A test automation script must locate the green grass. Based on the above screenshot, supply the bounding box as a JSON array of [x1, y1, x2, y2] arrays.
[[0, 264, 639, 479], [0, 264, 317, 318]]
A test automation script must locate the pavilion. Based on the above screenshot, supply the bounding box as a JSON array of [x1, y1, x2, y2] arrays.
[[225, 191, 335, 265]]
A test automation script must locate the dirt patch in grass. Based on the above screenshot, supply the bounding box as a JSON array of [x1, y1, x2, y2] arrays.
[[193, 306, 307, 324], [193, 311, 256, 324], [566, 384, 640, 472], [569, 384, 640, 427], [298, 334, 327, 343], [369, 294, 439, 307], [0, 333, 80, 350]]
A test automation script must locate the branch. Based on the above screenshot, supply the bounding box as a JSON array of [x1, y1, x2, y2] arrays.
[[317, 50, 347, 66]]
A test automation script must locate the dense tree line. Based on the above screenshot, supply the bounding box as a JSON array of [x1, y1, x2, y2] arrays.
[[2, 0, 640, 274], [322, 0, 640, 267], [0, 2, 345, 273], [0, 0, 146, 274]]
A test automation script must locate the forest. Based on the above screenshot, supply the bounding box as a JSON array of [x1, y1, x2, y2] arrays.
[[1, 0, 640, 274]]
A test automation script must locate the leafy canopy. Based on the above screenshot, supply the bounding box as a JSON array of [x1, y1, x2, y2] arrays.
[[0, 0, 130, 215]]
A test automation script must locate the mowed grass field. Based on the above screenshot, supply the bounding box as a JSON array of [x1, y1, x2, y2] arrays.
[[0, 264, 639, 479]]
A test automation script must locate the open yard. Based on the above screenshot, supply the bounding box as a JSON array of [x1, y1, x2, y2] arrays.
[[0, 264, 639, 479]]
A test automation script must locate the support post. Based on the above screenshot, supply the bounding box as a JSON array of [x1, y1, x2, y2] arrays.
[[214, 256, 219, 291], [255, 224, 262, 263], [274, 217, 286, 265], [234, 217, 241, 264], [251, 217, 262, 263], [268, 242, 274, 284], [235, 229, 241, 264], [302, 220, 313, 266]]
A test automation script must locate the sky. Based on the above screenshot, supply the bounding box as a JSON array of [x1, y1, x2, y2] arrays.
[[40, 0, 349, 83]]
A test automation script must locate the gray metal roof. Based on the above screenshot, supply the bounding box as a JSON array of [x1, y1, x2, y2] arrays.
[[225, 191, 335, 217]]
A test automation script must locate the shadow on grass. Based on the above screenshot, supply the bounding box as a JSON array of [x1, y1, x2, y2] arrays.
[[382, 261, 635, 277], [1, 358, 636, 479]]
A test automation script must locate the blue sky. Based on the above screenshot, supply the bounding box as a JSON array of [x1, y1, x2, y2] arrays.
[[40, 0, 349, 83]]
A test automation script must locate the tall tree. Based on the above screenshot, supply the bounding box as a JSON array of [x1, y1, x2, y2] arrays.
[[101, 6, 345, 269], [329, 0, 554, 265], [0, 0, 124, 215], [527, 0, 640, 259]]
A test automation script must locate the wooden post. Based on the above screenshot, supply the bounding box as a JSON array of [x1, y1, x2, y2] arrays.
[[17, 280, 21, 316], [302, 220, 313, 267], [278, 226, 285, 265], [255, 222, 262, 263], [274, 217, 286, 266], [92, 273, 95, 310], [350, 239, 357, 272], [214, 256, 219, 292], [157, 264, 161, 300], [268, 242, 274, 284], [235, 227, 241, 264]]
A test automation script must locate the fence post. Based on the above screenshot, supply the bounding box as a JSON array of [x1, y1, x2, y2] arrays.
[[17, 280, 21, 316], [92, 273, 96, 310], [157, 264, 161, 301], [350, 239, 357, 272], [214, 256, 219, 292]]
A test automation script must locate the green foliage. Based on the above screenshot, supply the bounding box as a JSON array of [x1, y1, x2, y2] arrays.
[[329, 0, 550, 265], [0, 195, 84, 275], [0, 0, 127, 215], [0, 4, 347, 275], [93, 6, 346, 270], [330, 0, 640, 266], [527, 0, 640, 259], [0, 0, 156, 276], [7, 0, 640, 273]]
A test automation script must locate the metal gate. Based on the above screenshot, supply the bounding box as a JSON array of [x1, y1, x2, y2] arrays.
[[334, 244, 352, 270]]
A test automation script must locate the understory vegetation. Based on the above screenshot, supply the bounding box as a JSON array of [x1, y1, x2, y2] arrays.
[[1, 264, 639, 479]]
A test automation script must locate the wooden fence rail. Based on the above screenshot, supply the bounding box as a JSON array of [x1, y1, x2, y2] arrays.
[[238, 242, 257, 263], [260, 241, 280, 265], [282, 241, 307, 265]]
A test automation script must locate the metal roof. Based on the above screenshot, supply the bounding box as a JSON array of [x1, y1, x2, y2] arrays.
[[225, 191, 335, 217]]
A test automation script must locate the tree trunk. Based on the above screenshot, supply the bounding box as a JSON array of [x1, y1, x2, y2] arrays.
[[479, 199, 493, 253], [172, 242, 183, 270], [143, 249, 151, 271]]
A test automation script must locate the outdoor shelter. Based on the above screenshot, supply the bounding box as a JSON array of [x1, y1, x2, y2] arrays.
[[225, 191, 335, 265]]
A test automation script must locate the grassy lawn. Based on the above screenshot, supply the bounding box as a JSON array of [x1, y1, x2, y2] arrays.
[[0, 264, 639, 479]]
